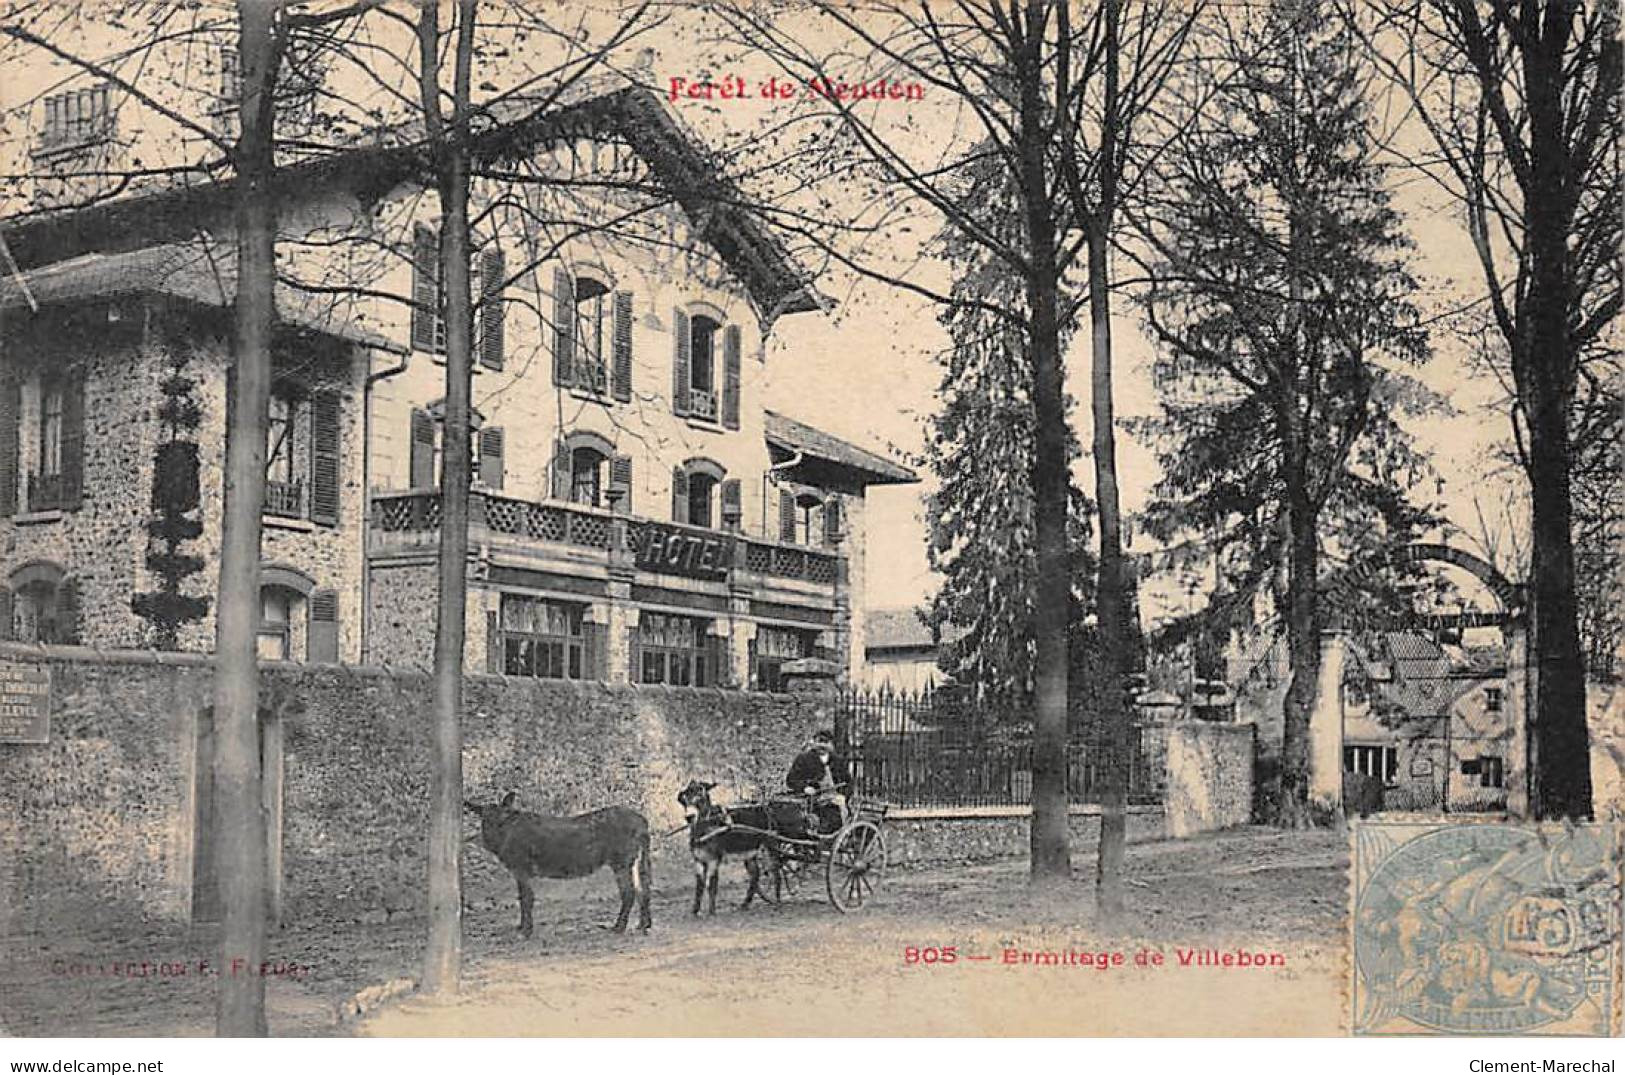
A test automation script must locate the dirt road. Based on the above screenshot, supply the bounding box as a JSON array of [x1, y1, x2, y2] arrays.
[[0, 827, 1348, 1037], [361, 827, 1349, 1036]]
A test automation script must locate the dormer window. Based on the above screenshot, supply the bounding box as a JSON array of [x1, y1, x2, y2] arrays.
[[38, 84, 113, 153]]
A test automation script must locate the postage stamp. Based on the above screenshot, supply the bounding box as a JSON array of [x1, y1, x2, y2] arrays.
[[1351, 821, 1621, 1036]]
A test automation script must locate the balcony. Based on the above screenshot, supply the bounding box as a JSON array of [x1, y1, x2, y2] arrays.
[[263, 479, 305, 519], [371, 489, 841, 591], [26, 471, 76, 513]]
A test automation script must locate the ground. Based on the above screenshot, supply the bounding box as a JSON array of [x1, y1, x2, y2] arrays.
[[0, 827, 1349, 1037]]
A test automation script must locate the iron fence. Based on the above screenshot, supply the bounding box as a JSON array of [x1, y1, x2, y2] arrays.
[[839, 686, 1163, 809]]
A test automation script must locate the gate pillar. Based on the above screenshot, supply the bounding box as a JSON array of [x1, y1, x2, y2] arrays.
[[1308, 631, 1346, 811], [1503, 616, 1531, 818]]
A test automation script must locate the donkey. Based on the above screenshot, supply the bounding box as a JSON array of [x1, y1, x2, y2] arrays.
[[464, 792, 652, 936], [677, 780, 807, 915]]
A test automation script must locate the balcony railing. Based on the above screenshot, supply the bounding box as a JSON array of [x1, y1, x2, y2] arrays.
[[263, 479, 305, 519], [686, 387, 718, 421], [26, 471, 76, 513], [372, 489, 839, 587]]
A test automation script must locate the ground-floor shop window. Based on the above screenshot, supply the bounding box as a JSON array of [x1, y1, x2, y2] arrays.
[[754, 625, 814, 692], [636, 612, 714, 686], [501, 595, 587, 679]]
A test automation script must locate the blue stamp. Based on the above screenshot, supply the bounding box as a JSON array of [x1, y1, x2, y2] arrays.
[[1352, 821, 1620, 1036]]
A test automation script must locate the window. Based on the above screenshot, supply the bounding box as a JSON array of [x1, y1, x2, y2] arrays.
[[574, 276, 610, 392], [413, 229, 505, 371], [14, 579, 58, 643], [264, 394, 303, 517], [1343, 744, 1398, 784], [687, 472, 717, 529], [637, 613, 711, 687], [1484, 686, 1503, 713], [754, 626, 812, 693], [684, 315, 720, 420], [257, 586, 297, 661], [39, 84, 113, 152], [571, 447, 605, 508], [500, 595, 586, 680], [38, 380, 63, 478], [794, 493, 823, 547], [24, 373, 83, 514]]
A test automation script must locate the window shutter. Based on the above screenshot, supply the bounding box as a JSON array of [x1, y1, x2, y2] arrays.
[[823, 496, 842, 546], [671, 308, 690, 416], [552, 269, 575, 387], [409, 408, 435, 489], [779, 489, 796, 542], [478, 426, 504, 490], [612, 291, 633, 402], [722, 324, 741, 429], [61, 372, 85, 510], [671, 465, 689, 524], [486, 609, 502, 674], [720, 478, 742, 527], [609, 454, 633, 515], [479, 246, 505, 370], [0, 588, 12, 641], [309, 393, 341, 526], [55, 576, 82, 645], [551, 444, 572, 501], [0, 374, 18, 517], [411, 223, 440, 352], [309, 589, 339, 663]]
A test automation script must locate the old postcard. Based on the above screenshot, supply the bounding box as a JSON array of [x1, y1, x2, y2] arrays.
[[0, 0, 1619, 1050]]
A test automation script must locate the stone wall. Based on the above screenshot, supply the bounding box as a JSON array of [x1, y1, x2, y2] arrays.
[[0, 644, 833, 935], [1163, 722, 1255, 838], [884, 807, 1166, 867]]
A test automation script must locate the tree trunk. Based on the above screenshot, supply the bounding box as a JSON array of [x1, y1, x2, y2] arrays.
[[1516, 24, 1592, 821], [214, 0, 276, 1037], [422, 0, 478, 996], [1087, 224, 1130, 915], [1017, 7, 1069, 884], [1278, 455, 1320, 827]]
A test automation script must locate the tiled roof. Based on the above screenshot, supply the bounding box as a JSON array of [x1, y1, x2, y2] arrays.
[[865, 607, 965, 650], [0, 242, 404, 353], [1347, 631, 1495, 718], [765, 411, 917, 486]]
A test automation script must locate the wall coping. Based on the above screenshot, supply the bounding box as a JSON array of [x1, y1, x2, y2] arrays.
[[0, 641, 814, 702], [889, 804, 1163, 820]]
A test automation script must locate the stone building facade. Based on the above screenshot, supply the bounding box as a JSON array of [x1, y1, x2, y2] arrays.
[[0, 70, 913, 686]]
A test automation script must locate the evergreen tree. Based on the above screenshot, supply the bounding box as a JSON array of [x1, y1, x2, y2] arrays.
[[132, 351, 210, 650], [1136, 0, 1434, 822], [923, 156, 1096, 699]]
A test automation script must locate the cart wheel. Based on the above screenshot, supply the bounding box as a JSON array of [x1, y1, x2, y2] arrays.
[[827, 820, 886, 913]]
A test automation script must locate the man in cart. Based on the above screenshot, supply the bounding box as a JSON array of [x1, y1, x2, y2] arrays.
[[785, 729, 850, 834]]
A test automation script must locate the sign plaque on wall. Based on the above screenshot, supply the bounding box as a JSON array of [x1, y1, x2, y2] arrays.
[[0, 660, 50, 744]]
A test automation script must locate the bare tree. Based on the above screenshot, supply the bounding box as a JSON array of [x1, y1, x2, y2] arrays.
[[1354, 0, 1619, 819], [713, 0, 1197, 905]]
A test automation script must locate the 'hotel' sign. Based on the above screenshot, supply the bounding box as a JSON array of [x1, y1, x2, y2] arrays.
[[634, 524, 733, 581], [0, 661, 51, 744]]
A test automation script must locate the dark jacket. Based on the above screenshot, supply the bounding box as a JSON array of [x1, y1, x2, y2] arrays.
[[786, 747, 852, 793]]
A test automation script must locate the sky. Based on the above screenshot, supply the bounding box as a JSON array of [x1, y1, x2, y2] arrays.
[[0, 0, 1535, 626]]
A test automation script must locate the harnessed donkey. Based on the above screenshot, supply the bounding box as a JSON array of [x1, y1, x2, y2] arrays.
[[678, 780, 809, 915]]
